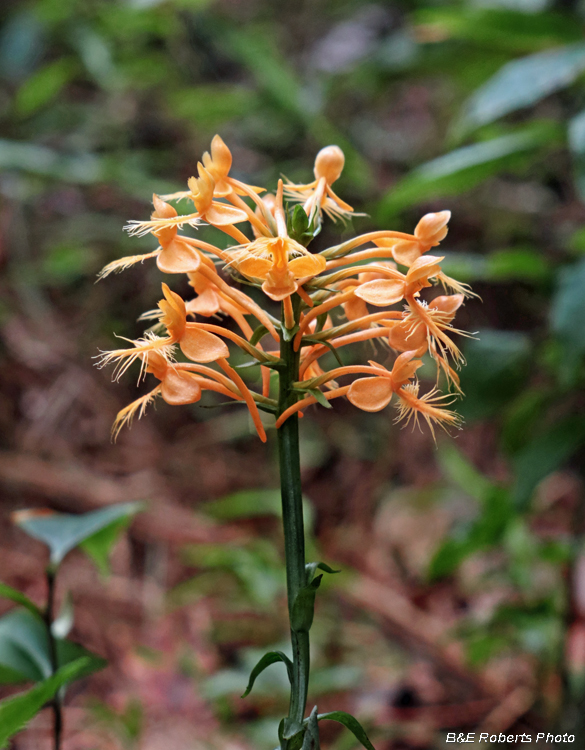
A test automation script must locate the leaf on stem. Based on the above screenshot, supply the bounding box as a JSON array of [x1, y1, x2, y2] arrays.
[[316, 710, 376, 750], [291, 575, 322, 633], [241, 650, 293, 698], [0, 657, 92, 748], [0, 584, 42, 621], [305, 562, 340, 585]]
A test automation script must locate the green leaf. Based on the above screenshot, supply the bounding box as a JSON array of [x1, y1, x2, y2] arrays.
[[0, 583, 42, 620], [167, 84, 258, 129], [0, 609, 106, 686], [282, 324, 300, 342], [14, 502, 142, 567], [0, 657, 92, 748], [438, 442, 495, 503], [550, 257, 585, 361], [15, 58, 76, 116], [306, 389, 333, 409], [457, 42, 585, 134], [80, 512, 138, 577], [291, 576, 322, 633], [316, 711, 376, 750], [512, 417, 585, 508], [378, 126, 557, 215], [305, 562, 340, 584], [241, 651, 293, 698]]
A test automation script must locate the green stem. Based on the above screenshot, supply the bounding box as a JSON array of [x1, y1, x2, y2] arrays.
[[45, 568, 62, 750], [278, 295, 310, 739]]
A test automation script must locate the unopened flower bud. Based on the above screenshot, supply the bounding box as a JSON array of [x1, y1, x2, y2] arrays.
[[415, 211, 451, 247], [314, 145, 345, 184]]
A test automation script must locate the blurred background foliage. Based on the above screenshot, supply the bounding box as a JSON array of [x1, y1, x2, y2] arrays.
[[1, 0, 585, 747]]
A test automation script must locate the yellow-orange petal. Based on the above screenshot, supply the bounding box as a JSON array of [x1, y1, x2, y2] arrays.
[[288, 254, 327, 278], [390, 350, 423, 389], [186, 288, 221, 316], [161, 369, 202, 405], [343, 296, 369, 321], [391, 240, 421, 267], [237, 256, 273, 280], [205, 203, 249, 226], [347, 376, 393, 412], [262, 272, 298, 301], [159, 283, 187, 339], [354, 279, 405, 306], [157, 238, 201, 274], [180, 326, 230, 363], [406, 255, 443, 285]]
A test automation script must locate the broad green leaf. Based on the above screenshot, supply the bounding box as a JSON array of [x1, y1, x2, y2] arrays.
[[438, 442, 496, 503], [15, 58, 76, 116], [241, 651, 293, 698], [378, 126, 557, 215], [0, 609, 106, 686], [0, 583, 42, 620], [414, 8, 582, 53], [0, 658, 91, 748], [457, 42, 585, 133], [316, 711, 376, 750], [13, 502, 142, 567], [291, 575, 322, 633], [512, 417, 585, 508], [80, 511, 139, 577], [550, 257, 585, 360]]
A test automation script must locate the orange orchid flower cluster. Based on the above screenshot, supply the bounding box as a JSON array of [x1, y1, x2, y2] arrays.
[[99, 135, 474, 440]]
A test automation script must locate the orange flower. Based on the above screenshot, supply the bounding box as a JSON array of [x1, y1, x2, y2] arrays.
[[284, 145, 355, 222], [353, 255, 443, 307], [230, 181, 326, 301], [111, 351, 267, 442], [374, 211, 451, 267], [98, 283, 230, 379], [347, 352, 423, 412], [125, 165, 249, 239]]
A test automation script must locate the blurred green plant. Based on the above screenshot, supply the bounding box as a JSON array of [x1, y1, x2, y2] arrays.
[[0, 502, 141, 748]]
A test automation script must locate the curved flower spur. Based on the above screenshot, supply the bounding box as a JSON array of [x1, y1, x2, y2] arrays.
[[97, 135, 477, 750]]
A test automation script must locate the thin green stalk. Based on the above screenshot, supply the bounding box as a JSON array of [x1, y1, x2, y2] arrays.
[[278, 295, 310, 738], [45, 568, 62, 750]]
